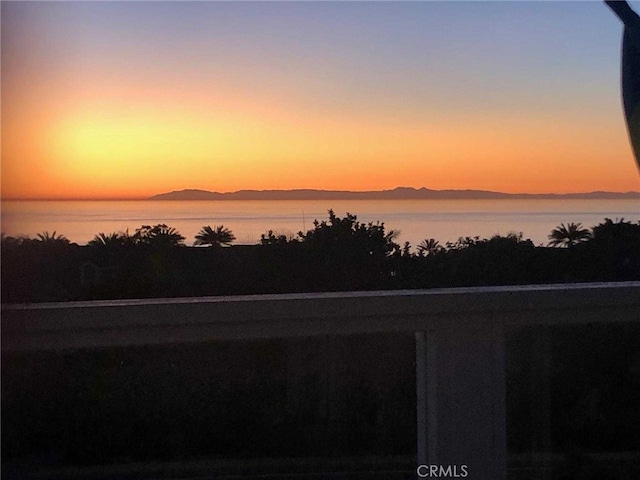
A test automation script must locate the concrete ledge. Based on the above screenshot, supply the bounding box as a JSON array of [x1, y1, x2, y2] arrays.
[[3, 282, 639, 351]]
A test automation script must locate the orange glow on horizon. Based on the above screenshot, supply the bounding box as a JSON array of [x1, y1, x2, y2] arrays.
[[2, 84, 639, 200]]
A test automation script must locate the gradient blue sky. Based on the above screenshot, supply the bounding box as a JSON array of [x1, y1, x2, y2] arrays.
[[3, 1, 640, 199]]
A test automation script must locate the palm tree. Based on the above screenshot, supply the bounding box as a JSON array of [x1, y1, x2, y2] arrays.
[[194, 225, 236, 247], [417, 238, 441, 256], [133, 224, 185, 247], [88, 232, 126, 248], [35, 231, 70, 245], [548, 223, 591, 248]]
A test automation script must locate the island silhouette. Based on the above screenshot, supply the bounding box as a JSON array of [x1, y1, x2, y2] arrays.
[[149, 186, 640, 201]]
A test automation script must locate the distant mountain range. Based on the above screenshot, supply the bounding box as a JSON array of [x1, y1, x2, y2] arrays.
[[150, 187, 640, 201]]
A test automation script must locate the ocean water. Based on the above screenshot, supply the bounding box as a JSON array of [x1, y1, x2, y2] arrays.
[[1, 199, 638, 248]]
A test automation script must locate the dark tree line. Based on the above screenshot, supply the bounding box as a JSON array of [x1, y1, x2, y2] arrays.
[[2, 213, 639, 303]]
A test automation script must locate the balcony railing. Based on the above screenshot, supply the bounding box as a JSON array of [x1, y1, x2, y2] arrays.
[[3, 282, 640, 479]]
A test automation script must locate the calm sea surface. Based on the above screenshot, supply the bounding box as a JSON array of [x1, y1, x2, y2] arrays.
[[1, 199, 638, 248]]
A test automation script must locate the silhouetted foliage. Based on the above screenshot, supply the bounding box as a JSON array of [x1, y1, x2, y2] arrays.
[[194, 225, 236, 247], [417, 238, 442, 256], [298, 210, 399, 257], [35, 231, 70, 245], [2, 215, 639, 304], [548, 222, 592, 247], [134, 224, 185, 247], [572, 218, 640, 281], [295, 210, 401, 290], [260, 230, 290, 246], [1, 232, 80, 302], [442, 233, 537, 286], [591, 217, 640, 243], [1, 233, 29, 249], [88, 231, 133, 249], [445, 235, 482, 251]]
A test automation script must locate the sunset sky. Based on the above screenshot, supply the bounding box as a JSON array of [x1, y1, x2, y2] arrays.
[[2, 0, 640, 200]]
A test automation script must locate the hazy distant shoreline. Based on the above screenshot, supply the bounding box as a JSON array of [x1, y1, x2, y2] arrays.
[[149, 187, 640, 201]]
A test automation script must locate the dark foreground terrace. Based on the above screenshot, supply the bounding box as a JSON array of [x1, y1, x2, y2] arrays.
[[3, 282, 640, 479]]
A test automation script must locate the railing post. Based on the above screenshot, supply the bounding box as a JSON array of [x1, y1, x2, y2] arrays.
[[416, 322, 507, 480], [416, 330, 438, 468], [416, 331, 427, 466]]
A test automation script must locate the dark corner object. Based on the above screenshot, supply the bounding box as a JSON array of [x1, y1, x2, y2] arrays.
[[605, 0, 640, 170]]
